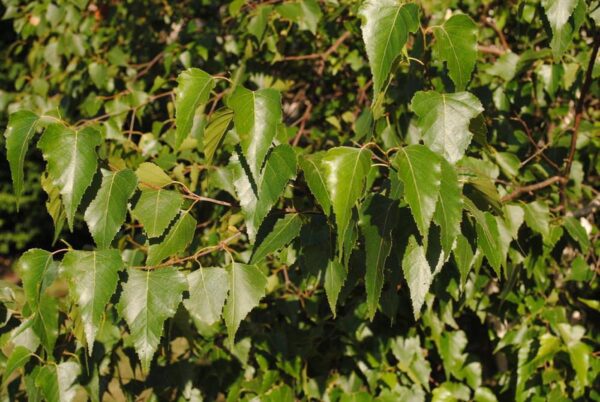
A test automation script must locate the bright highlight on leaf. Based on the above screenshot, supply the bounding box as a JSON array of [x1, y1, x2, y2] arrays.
[[411, 91, 483, 164]]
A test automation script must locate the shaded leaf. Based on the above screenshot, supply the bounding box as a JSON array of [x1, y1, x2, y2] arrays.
[[223, 263, 267, 347], [61, 249, 123, 351], [132, 189, 184, 238], [453, 235, 474, 287], [146, 210, 196, 266], [41, 172, 66, 243], [359, 194, 399, 320], [84, 169, 137, 249], [299, 152, 331, 214], [324, 260, 346, 317], [35, 361, 80, 402], [394, 145, 441, 240], [184, 267, 229, 326], [229, 86, 282, 179], [543, 0, 585, 59], [204, 108, 233, 165], [17, 249, 58, 310], [2, 346, 31, 386], [232, 144, 297, 241], [250, 213, 303, 264], [563, 216, 590, 253], [523, 200, 550, 241], [119, 267, 187, 371], [433, 159, 463, 254], [321, 147, 372, 257]]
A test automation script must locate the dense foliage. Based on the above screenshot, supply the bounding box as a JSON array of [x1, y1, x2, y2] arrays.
[[1, 0, 599, 400]]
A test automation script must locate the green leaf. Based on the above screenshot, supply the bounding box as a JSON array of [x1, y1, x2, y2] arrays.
[[4, 110, 39, 207], [184, 267, 229, 326], [563, 216, 589, 253], [324, 260, 346, 317], [17, 249, 58, 310], [38, 124, 101, 231], [119, 267, 187, 371], [250, 214, 303, 264], [402, 236, 432, 320], [61, 249, 123, 351], [203, 108, 233, 166], [359, 0, 419, 95], [229, 86, 282, 179], [411, 91, 484, 164], [41, 173, 67, 243], [276, 0, 322, 34], [135, 162, 173, 189], [432, 14, 478, 91], [175, 68, 215, 149], [299, 152, 331, 214], [394, 145, 441, 239], [247, 5, 272, 41], [523, 200, 550, 241], [36, 361, 80, 402], [504, 204, 525, 239], [542, 0, 584, 59], [84, 169, 137, 249], [223, 263, 267, 347], [2, 346, 31, 386], [475, 211, 503, 277], [146, 210, 196, 266], [321, 147, 372, 257], [453, 234, 474, 287], [433, 159, 463, 254], [32, 298, 59, 356], [132, 189, 184, 238], [359, 194, 399, 320], [232, 144, 297, 241]]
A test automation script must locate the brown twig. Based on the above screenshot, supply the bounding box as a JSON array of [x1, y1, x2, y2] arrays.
[[133, 52, 164, 81], [510, 115, 560, 171], [291, 102, 312, 146], [482, 17, 510, 51], [563, 31, 599, 177], [501, 176, 567, 202], [134, 231, 242, 270], [278, 31, 350, 63], [477, 45, 506, 56]]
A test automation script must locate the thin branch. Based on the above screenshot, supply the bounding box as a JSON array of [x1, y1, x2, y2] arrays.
[[563, 31, 599, 177], [477, 44, 506, 56], [501, 176, 567, 202], [134, 231, 242, 270], [510, 115, 560, 171], [278, 31, 350, 62]]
